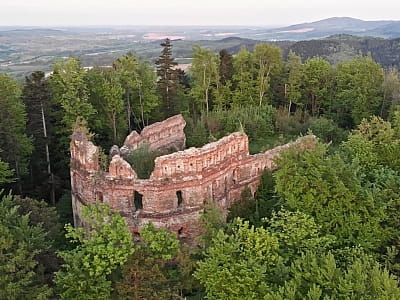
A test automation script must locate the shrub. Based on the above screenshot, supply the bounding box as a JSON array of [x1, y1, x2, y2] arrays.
[[126, 144, 163, 179]]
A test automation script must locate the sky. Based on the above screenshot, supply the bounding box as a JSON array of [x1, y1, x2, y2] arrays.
[[1, 0, 400, 27]]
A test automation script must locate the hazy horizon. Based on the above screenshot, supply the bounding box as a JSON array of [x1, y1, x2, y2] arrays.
[[2, 0, 400, 27]]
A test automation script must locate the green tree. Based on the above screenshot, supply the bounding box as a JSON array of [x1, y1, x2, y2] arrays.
[[55, 204, 133, 300], [191, 45, 219, 113], [254, 43, 282, 106], [195, 211, 334, 300], [0, 193, 52, 299], [156, 38, 178, 118], [50, 58, 96, 131], [194, 219, 280, 300], [342, 116, 400, 173], [274, 142, 388, 250], [0, 151, 13, 185], [302, 57, 331, 116], [96, 70, 124, 143], [382, 68, 400, 118], [232, 47, 257, 106], [285, 51, 303, 114], [135, 61, 160, 127], [218, 49, 233, 85], [0, 73, 33, 191], [114, 223, 179, 300], [198, 200, 227, 249], [22, 71, 55, 202], [335, 56, 384, 125], [265, 251, 400, 300], [113, 53, 139, 132]]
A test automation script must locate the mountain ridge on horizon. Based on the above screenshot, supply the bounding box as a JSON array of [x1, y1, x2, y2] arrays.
[[1, 16, 400, 40]]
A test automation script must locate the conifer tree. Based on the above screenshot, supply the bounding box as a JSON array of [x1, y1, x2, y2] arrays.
[[22, 71, 55, 203], [219, 49, 234, 85], [155, 38, 178, 117]]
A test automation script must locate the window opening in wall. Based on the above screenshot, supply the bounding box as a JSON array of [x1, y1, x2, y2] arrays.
[[176, 190, 183, 207], [133, 232, 141, 242], [134, 191, 143, 210], [232, 169, 237, 184], [95, 191, 103, 202]]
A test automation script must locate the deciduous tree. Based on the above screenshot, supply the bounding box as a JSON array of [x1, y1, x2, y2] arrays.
[[55, 204, 133, 300], [191, 45, 219, 113], [254, 43, 282, 106]]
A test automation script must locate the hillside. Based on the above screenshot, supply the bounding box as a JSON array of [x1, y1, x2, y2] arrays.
[[258, 17, 400, 40], [2, 18, 400, 79]]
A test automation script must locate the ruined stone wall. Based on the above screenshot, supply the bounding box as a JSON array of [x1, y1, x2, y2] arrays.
[[122, 114, 186, 154], [71, 116, 316, 241]]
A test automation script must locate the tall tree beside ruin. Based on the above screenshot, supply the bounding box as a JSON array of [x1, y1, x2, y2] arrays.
[[0, 74, 33, 192], [133, 61, 160, 128], [219, 49, 234, 85], [114, 53, 140, 132], [254, 43, 282, 106], [285, 51, 304, 114], [191, 45, 219, 113], [50, 58, 95, 131], [301, 57, 332, 117], [335, 56, 384, 126], [99, 71, 125, 144], [22, 71, 55, 203], [155, 38, 178, 118], [232, 47, 257, 106]]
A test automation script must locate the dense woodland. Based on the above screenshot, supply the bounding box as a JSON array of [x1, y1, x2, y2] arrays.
[[2, 38, 400, 299]]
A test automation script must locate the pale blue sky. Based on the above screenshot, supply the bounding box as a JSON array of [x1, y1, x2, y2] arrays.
[[1, 0, 399, 26]]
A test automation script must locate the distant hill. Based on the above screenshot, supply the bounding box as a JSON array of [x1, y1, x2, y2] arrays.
[[256, 17, 400, 40], [0, 28, 67, 37], [2, 20, 400, 79], [280, 34, 400, 68]]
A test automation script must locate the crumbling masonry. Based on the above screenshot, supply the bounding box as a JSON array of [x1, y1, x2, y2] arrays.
[[71, 114, 316, 240]]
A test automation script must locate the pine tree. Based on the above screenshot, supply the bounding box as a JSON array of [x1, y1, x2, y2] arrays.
[[219, 49, 233, 85], [22, 71, 55, 203], [0, 74, 33, 193], [155, 38, 178, 118]]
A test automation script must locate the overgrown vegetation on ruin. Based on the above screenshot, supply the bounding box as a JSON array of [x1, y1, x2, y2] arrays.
[[125, 144, 163, 179]]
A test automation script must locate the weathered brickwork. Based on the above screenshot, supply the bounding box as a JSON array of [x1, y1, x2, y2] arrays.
[[71, 114, 316, 241], [121, 114, 186, 155]]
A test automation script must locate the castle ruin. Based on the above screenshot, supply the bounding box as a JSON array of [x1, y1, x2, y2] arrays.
[[70, 114, 316, 241]]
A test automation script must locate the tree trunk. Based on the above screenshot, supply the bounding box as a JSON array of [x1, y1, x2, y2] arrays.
[[126, 92, 132, 132], [138, 89, 145, 128], [41, 102, 55, 205], [205, 88, 209, 114], [112, 112, 117, 143]]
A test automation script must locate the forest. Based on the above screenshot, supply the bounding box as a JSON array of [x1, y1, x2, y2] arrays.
[[2, 38, 400, 299]]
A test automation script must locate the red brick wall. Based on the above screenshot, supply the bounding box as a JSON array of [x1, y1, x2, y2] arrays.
[[70, 116, 316, 242]]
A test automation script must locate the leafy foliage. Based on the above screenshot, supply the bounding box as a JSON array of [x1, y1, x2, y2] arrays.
[[0, 193, 52, 299], [125, 144, 163, 179], [274, 141, 388, 250], [194, 219, 280, 300], [50, 58, 96, 131], [55, 204, 133, 299], [114, 223, 180, 299]]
